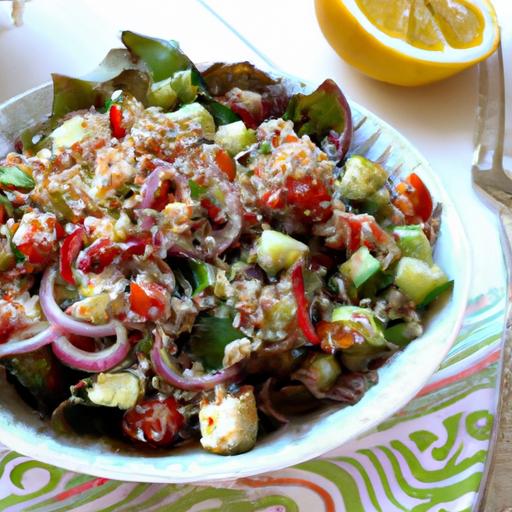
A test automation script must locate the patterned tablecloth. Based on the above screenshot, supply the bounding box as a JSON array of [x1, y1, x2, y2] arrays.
[[0, 0, 507, 510]]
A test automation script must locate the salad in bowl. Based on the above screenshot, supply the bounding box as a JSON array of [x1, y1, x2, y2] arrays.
[[0, 32, 453, 457]]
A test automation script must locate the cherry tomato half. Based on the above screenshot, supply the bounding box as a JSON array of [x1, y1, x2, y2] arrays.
[[122, 397, 184, 448]]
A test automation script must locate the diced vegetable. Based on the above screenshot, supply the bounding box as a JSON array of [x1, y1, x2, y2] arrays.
[[419, 280, 454, 308], [147, 77, 178, 109], [167, 103, 216, 140], [0, 166, 35, 190], [199, 387, 258, 455], [338, 155, 388, 200], [214, 121, 256, 155], [50, 116, 89, 151], [129, 282, 167, 321], [393, 173, 433, 223], [68, 293, 111, 324], [291, 264, 321, 345], [394, 257, 449, 304], [256, 230, 309, 276], [215, 149, 237, 181], [331, 306, 386, 347], [169, 69, 199, 104], [392, 225, 433, 264], [188, 260, 215, 296], [384, 322, 423, 347], [109, 104, 126, 139], [303, 353, 342, 392], [122, 397, 184, 447], [339, 246, 381, 288], [74, 372, 143, 410], [59, 227, 84, 285]]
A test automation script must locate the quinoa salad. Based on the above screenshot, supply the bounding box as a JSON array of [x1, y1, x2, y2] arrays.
[[0, 32, 452, 455]]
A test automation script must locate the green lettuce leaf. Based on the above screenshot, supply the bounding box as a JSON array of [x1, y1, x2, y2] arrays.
[[0, 166, 35, 190], [284, 79, 352, 161]]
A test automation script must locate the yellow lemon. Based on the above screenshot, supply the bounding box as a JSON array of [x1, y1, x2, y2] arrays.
[[315, 0, 500, 86]]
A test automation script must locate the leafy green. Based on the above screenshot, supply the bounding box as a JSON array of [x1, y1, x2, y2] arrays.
[[284, 79, 352, 161], [0, 193, 14, 217], [189, 315, 243, 370], [2, 347, 69, 414], [203, 98, 240, 125], [122, 31, 206, 87], [189, 179, 208, 199], [51, 69, 150, 120], [0, 166, 35, 190], [189, 260, 215, 296]]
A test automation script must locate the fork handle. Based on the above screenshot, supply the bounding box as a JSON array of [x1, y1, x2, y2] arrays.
[[478, 207, 512, 511]]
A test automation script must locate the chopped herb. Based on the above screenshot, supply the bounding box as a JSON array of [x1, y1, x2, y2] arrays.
[[0, 166, 35, 190]]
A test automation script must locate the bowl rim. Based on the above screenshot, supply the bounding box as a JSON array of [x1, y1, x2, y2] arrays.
[[0, 80, 471, 484]]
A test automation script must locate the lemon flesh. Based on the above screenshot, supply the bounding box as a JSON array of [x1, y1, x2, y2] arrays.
[[315, 0, 499, 86]]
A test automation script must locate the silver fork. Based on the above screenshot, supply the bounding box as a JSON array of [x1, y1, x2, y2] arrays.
[[472, 37, 512, 511]]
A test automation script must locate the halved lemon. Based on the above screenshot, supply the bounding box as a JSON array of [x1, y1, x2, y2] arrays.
[[315, 0, 500, 86]]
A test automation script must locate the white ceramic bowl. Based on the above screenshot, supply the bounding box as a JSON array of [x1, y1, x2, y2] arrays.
[[0, 79, 470, 483]]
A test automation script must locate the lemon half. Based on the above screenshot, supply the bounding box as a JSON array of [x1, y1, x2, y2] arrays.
[[315, 0, 500, 86]]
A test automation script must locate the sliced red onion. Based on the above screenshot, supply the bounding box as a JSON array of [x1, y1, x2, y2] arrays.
[[258, 378, 289, 424], [52, 323, 130, 372], [209, 181, 242, 257], [0, 323, 60, 358], [150, 330, 243, 391], [262, 333, 298, 354], [139, 162, 190, 210], [40, 267, 117, 338]]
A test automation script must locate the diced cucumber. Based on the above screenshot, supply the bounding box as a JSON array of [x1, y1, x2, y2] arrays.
[[331, 305, 386, 347], [339, 155, 388, 200], [392, 225, 433, 264], [361, 187, 391, 215], [214, 121, 256, 156], [68, 294, 111, 324], [339, 246, 381, 288], [305, 353, 342, 391], [256, 230, 309, 276], [384, 322, 423, 347], [419, 280, 454, 308], [148, 77, 178, 110], [50, 116, 90, 151], [167, 103, 216, 140], [74, 372, 143, 410], [394, 257, 449, 304]]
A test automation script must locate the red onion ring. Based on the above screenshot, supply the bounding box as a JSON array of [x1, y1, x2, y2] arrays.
[[52, 323, 130, 372], [139, 162, 190, 210], [150, 330, 243, 391], [40, 267, 117, 338], [0, 323, 60, 358], [209, 181, 242, 257], [258, 378, 289, 424]]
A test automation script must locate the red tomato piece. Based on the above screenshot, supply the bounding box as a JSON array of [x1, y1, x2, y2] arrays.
[[150, 180, 172, 211], [121, 234, 151, 260], [286, 176, 332, 222], [122, 397, 184, 448], [59, 227, 84, 285], [129, 281, 166, 321], [291, 264, 320, 345], [394, 173, 433, 223], [77, 238, 121, 274], [215, 149, 236, 181], [109, 104, 126, 139]]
